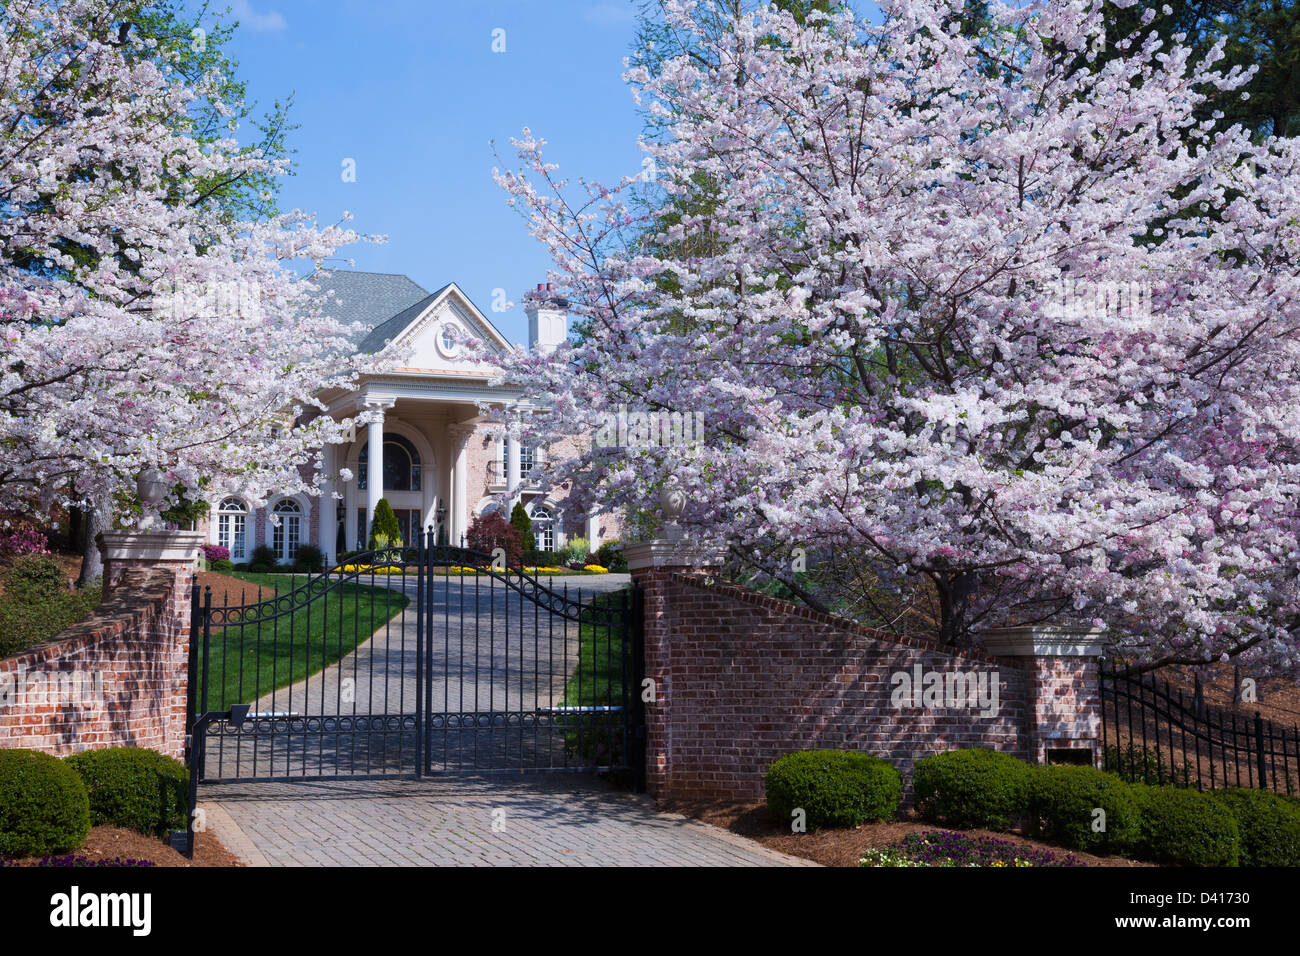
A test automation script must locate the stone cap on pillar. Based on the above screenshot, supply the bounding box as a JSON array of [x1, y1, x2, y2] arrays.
[[980, 625, 1109, 658], [97, 530, 206, 564], [622, 539, 726, 573]]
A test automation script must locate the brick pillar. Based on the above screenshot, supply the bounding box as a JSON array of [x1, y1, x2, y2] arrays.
[[95, 530, 205, 759], [982, 626, 1108, 766], [623, 539, 723, 800], [98, 530, 205, 597]]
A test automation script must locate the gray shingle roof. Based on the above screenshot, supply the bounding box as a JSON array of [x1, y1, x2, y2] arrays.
[[356, 284, 452, 353], [312, 270, 433, 349]]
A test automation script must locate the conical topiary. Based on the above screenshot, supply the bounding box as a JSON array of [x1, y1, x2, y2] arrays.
[[369, 497, 403, 550], [509, 500, 536, 553]]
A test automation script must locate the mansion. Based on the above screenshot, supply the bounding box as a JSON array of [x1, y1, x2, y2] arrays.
[[204, 271, 616, 566]]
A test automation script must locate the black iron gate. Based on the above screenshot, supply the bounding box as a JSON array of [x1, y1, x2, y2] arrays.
[[184, 534, 643, 791]]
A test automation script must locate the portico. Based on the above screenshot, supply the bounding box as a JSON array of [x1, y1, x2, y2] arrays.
[[210, 273, 615, 567]]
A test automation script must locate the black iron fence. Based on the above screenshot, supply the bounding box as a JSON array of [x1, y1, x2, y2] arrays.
[[1100, 660, 1300, 796]]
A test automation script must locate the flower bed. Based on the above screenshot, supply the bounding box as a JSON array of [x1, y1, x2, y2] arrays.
[[860, 830, 1084, 868]]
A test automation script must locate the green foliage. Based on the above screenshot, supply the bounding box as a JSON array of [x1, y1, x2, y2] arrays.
[[1137, 786, 1240, 867], [1103, 742, 1193, 788], [765, 750, 902, 830], [1028, 765, 1142, 854], [294, 544, 325, 573], [0, 557, 101, 658], [594, 540, 628, 572], [509, 502, 535, 552], [369, 498, 402, 550], [248, 544, 278, 573], [3, 554, 65, 601], [564, 536, 590, 563], [912, 748, 1032, 830], [64, 748, 188, 837], [210, 558, 235, 573], [0, 750, 90, 857], [1214, 788, 1300, 867]]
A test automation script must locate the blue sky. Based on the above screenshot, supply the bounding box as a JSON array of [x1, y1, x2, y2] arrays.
[[215, 0, 650, 345]]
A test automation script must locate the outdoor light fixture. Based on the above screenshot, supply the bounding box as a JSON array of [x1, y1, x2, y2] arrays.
[[136, 466, 169, 529]]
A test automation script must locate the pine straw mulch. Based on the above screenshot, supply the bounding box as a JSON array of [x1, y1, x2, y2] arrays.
[[660, 798, 1155, 868], [2, 825, 242, 867]]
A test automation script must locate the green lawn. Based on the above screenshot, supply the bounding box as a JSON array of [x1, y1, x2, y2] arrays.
[[560, 586, 633, 765], [196, 571, 409, 712]]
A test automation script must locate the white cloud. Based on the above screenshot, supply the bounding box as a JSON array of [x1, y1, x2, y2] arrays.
[[229, 0, 287, 33]]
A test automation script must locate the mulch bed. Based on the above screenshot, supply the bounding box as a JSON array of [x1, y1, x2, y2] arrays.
[[3, 825, 242, 867], [662, 798, 1154, 867], [193, 570, 278, 608]]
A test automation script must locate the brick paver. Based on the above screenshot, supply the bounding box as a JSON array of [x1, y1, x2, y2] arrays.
[[201, 775, 814, 867]]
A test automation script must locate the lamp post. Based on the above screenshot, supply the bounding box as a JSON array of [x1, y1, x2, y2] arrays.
[[136, 466, 169, 530]]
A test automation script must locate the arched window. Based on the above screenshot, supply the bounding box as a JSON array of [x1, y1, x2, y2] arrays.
[[271, 498, 302, 563], [216, 497, 248, 562], [358, 433, 422, 491], [529, 504, 554, 553]]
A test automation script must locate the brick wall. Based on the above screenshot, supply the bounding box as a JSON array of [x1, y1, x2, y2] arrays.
[[637, 568, 1034, 802], [0, 567, 191, 759]]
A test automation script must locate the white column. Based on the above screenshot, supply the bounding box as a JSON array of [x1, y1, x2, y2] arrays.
[[450, 424, 473, 547], [319, 442, 337, 566], [365, 410, 385, 547], [505, 425, 521, 511], [586, 509, 600, 548], [344, 481, 357, 553]]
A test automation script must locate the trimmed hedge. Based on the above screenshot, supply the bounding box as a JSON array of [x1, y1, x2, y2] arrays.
[[1028, 765, 1142, 853], [765, 750, 902, 830], [0, 750, 91, 857], [913, 748, 1032, 830], [1137, 786, 1240, 867], [1214, 788, 1300, 867], [64, 747, 189, 837]]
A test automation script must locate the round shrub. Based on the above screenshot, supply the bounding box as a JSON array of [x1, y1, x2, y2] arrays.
[[64, 747, 189, 837], [210, 558, 235, 573], [1028, 765, 1141, 853], [912, 748, 1032, 830], [765, 750, 902, 830], [1138, 786, 1240, 867], [1214, 788, 1300, 867], [0, 749, 90, 857]]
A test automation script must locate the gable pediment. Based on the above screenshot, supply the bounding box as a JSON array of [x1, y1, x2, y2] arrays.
[[382, 285, 511, 373]]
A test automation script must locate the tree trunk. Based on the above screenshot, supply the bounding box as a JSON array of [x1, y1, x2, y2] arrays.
[[938, 570, 979, 648], [77, 499, 110, 587]]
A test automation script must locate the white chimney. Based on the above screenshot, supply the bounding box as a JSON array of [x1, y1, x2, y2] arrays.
[[525, 282, 567, 354]]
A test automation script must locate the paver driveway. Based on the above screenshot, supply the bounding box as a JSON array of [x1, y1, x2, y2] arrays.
[[200, 775, 815, 867]]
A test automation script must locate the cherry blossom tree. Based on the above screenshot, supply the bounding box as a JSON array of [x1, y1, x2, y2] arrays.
[[493, 0, 1300, 672], [0, 0, 383, 531]]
